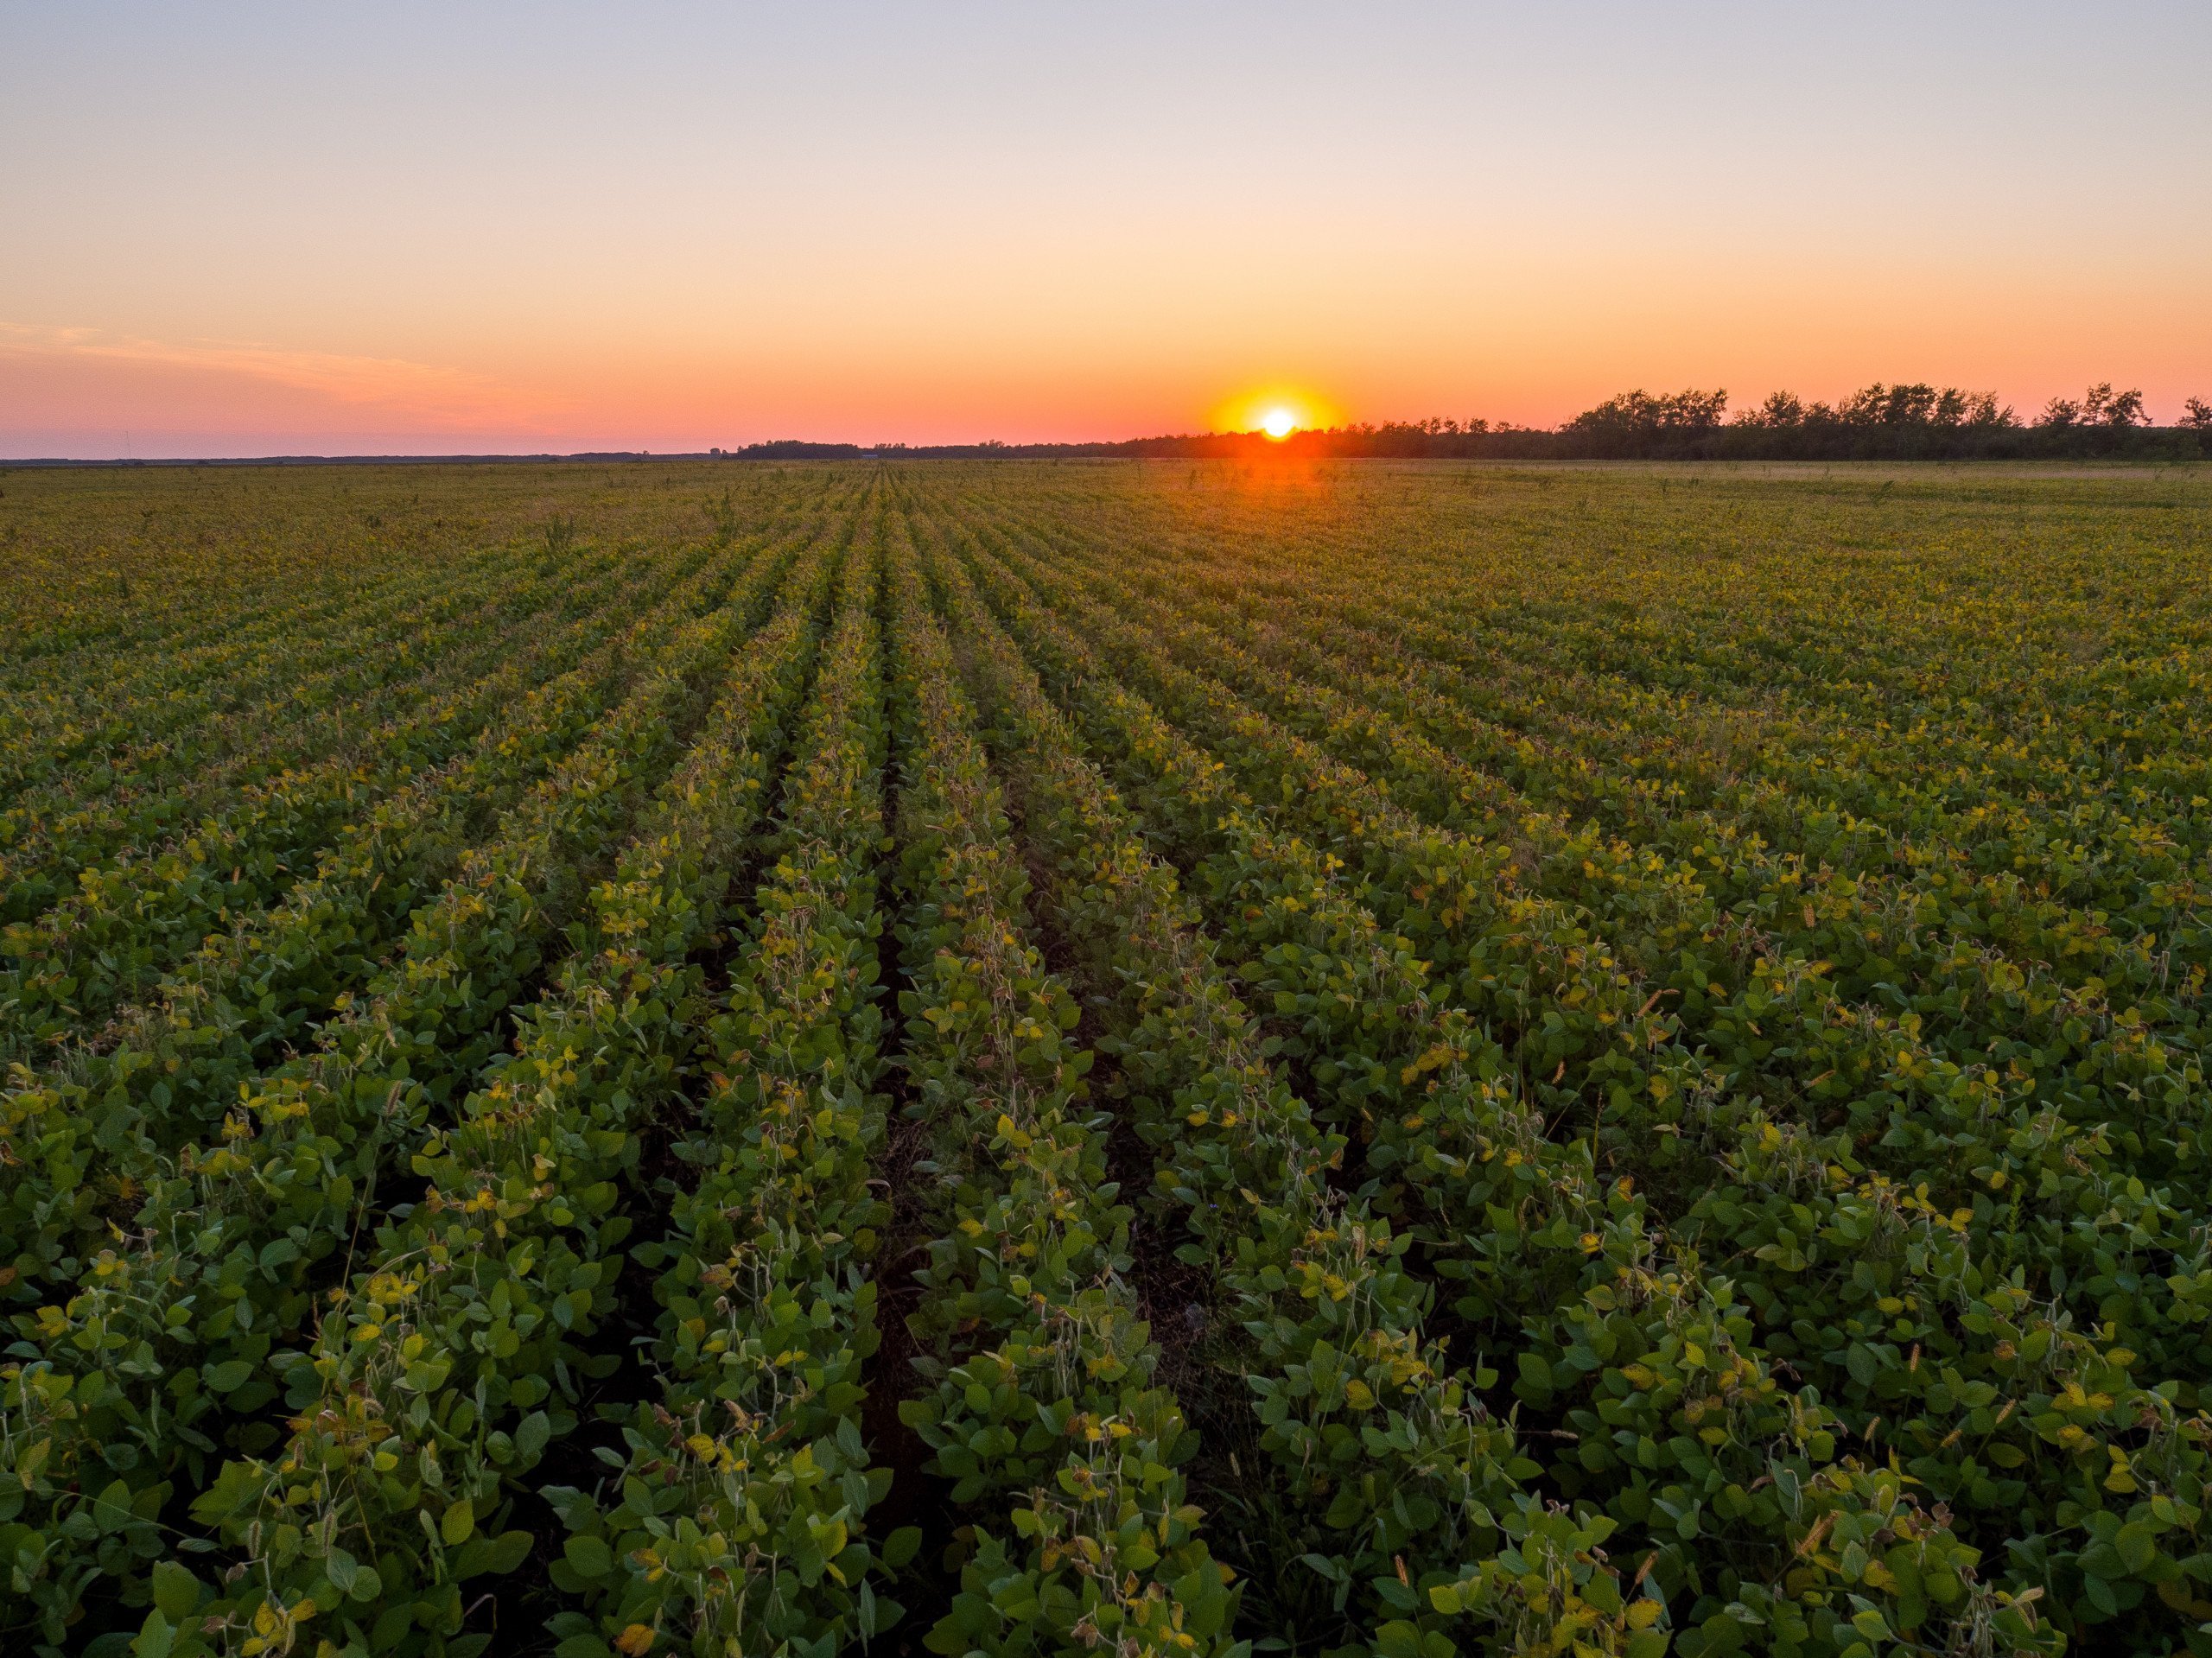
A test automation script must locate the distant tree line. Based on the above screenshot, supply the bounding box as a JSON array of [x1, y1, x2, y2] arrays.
[[1533, 381, 2210, 461], [719, 383, 2212, 462]]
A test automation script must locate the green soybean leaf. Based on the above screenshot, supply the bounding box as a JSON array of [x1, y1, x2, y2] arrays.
[[884, 1526, 924, 1570], [205, 1360, 253, 1394], [564, 1534, 614, 1577], [149, 1560, 200, 1620], [131, 1609, 175, 1658]]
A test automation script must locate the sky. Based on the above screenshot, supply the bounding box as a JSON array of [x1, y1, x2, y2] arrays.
[[3, 2, 2209, 457]]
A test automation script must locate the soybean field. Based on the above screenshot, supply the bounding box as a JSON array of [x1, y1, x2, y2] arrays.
[[4, 459, 2212, 1658]]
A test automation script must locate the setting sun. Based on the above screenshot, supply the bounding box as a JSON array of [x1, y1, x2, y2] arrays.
[[1213, 389, 1337, 440]]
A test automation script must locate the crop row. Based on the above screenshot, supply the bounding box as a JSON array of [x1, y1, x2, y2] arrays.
[[915, 508, 2047, 1657], [962, 512, 2210, 1363], [0, 530, 810, 1642], [918, 499, 2170, 1654], [550, 530, 899, 1658], [0, 534, 552, 922], [878, 524, 1237, 1658], [163, 534, 842, 1658], [0, 543, 697, 1063]]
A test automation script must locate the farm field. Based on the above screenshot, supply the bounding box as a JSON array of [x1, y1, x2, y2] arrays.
[[3, 458, 2211, 1658]]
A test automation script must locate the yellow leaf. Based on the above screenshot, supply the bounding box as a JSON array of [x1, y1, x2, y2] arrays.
[[442, 1497, 474, 1546], [615, 1626, 658, 1657]]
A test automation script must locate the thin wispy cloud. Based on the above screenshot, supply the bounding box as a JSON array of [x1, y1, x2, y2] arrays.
[[0, 323, 561, 431]]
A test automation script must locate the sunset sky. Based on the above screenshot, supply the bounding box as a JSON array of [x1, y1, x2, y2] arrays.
[[4, 2, 2208, 458]]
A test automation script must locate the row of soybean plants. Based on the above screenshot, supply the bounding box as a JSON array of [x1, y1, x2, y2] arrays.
[[544, 530, 896, 1658], [0, 524, 834, 1648], [915, 507, 2023, 1658], [0, 525, 499, 807], [0, 536, 765, 1305], [0, 537, 693, 1064], [978, 503, 2212, 1282], [966, 505, 2191, 1245], [928, 508, 2126, 1656], [1294, 501, 2212, 871], [151, 536, 852, 1658], [969, 506, 2212, 1445], [998, 470, 2204, 944], [0, 467, 836, 912], [0, 526, 622, 928], [1005, 546, 2212, 1647], [1081, 516, 2208, 1070], [870, 524, 1237, 1658], [1095, 494, 2212, 1008], [963, 507, 2209, 1650]]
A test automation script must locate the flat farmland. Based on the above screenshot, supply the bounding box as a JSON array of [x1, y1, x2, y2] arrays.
[[3, 459, 2210, 1658]]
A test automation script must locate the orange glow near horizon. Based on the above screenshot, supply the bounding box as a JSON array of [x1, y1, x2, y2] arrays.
[[10, 301, 2212, 458]]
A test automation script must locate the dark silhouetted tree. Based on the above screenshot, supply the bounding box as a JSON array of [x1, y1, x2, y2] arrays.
[[2042, 384, 2147, 429]]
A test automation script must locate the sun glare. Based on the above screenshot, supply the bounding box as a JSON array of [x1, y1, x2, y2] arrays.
[[1211, 387, 1336, 440]]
